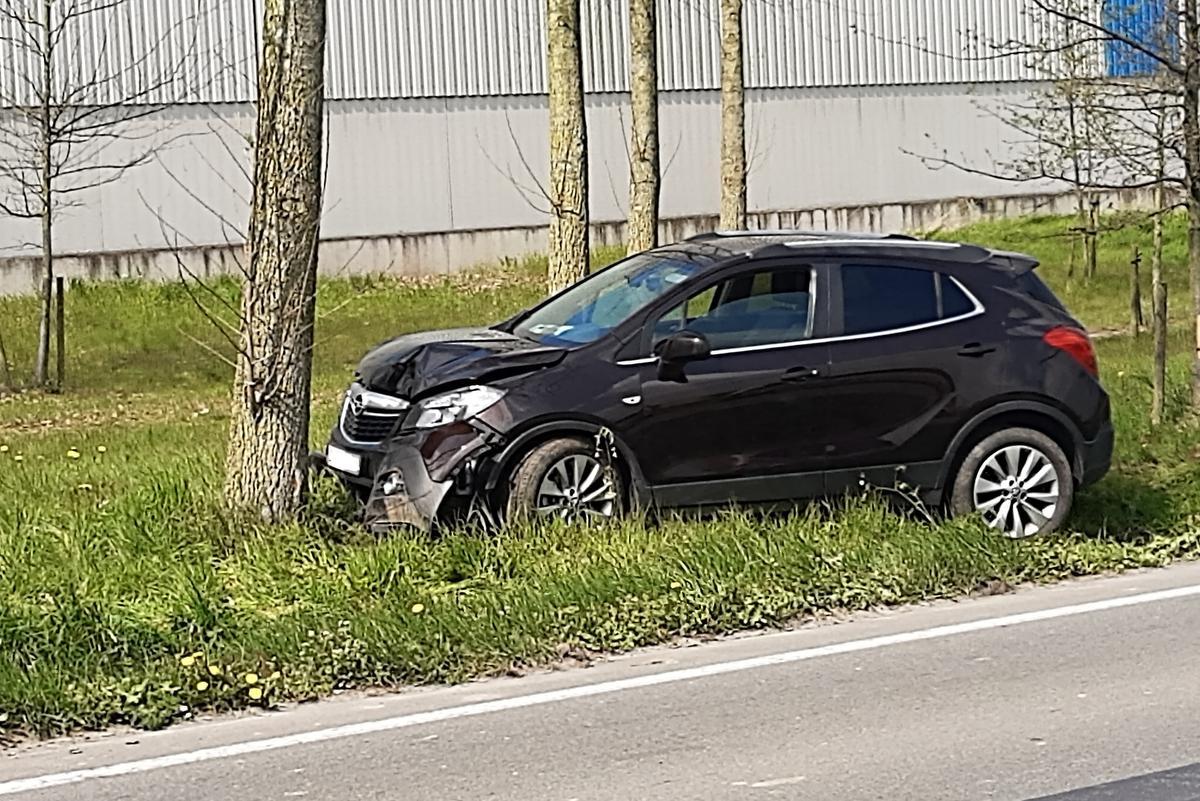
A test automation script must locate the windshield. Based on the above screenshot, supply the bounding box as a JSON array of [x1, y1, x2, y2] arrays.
[[513, 252, 706, 346]]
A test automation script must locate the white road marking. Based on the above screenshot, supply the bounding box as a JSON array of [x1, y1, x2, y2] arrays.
[[751, 776, 807, 788], [4, 582, 1200, 797]]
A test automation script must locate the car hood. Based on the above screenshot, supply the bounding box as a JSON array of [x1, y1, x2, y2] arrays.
[[355, 327, 567, 397]]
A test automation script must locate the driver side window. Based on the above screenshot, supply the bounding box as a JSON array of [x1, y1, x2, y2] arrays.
[[652, 266, 814, 352]]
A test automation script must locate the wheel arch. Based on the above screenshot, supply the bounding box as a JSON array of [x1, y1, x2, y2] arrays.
[[938, 400, 1086, 492], [484, 418, 652, 506]]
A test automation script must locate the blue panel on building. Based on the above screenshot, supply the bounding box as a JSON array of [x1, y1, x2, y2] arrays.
[[1105, 0, 1174, 77]]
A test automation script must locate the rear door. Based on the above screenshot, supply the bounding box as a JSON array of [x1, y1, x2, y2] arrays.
[[621, 261, 832, 505], [819, 261, 1002, 492]]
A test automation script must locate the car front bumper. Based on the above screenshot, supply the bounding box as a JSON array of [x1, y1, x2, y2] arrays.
[[326, 418, 504, 533]]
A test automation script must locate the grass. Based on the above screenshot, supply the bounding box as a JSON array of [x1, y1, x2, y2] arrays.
[[2, 219, 1200, 739]]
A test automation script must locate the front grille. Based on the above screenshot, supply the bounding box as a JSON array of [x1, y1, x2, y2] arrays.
[[339, 385, 409, 444]]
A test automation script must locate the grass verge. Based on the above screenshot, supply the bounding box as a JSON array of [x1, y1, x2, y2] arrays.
[[2, 218, 1200, 740]]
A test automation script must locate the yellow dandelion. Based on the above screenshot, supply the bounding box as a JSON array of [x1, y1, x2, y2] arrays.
[[244, 672, 259, 685], [67, 449, 81, 460], [208, 664, 223, 676], [411, 603, 426, 614], [0, 445, 8, 453], [13, 455, 23, 463], [180, 655, 196, 668], [248, 687, 264, 701], [196, 681, 209, 691], [97, 445, 108, 454]]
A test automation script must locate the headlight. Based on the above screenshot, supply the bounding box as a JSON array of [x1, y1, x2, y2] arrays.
[[411, 385, 506, 430]]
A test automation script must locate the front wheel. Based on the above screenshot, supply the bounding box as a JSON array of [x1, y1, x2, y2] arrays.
[[506, 437, 625, 523], [950, 428, 1073, 539]]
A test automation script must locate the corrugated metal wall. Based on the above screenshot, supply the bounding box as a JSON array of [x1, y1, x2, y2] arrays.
[[1, 0, 1049, 108]]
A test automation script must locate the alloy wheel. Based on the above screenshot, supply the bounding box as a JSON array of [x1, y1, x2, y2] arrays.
[[972, 444, 1061, 538], [536, 454, 617, 520]]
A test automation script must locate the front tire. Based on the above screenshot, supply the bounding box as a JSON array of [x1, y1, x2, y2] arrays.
[[950, 428, 1073, 539], [506, 437, 625, 523]]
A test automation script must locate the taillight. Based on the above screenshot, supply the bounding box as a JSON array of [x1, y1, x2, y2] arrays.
[[1043, 326, 1098, 378]]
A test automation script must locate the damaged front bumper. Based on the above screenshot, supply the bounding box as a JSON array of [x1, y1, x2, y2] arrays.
[[361, 420, 502, 533]]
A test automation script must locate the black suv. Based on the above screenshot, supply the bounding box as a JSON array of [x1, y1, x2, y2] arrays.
[[324, 232, 1112, 539]]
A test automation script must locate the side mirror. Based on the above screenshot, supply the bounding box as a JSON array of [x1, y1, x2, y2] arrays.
[[654, 330, 711, 381]]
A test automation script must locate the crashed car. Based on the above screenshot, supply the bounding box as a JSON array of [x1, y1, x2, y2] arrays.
[[324, 231, 1112, 539]]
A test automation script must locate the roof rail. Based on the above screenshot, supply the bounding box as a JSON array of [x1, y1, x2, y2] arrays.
[[777, 238, 993, 263], [686, 229, 918, 243]]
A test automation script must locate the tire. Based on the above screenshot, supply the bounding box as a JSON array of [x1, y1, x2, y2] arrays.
[[949, 427, 1073, 539], [506, 436, 625, 523]]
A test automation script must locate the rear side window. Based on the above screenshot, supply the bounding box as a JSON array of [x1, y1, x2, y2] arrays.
[[940, 274, 976, 318], [841, 265, 939, 335]]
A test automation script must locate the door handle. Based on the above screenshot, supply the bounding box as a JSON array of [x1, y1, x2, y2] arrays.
[[958, 343, 996, 358], [783, 366, 823, 382]]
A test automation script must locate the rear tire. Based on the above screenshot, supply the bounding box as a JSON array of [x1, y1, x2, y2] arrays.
[[506, 437, 625, 523], [950, 428, 1073, 539]]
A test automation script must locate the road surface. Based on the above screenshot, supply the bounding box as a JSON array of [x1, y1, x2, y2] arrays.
[[5, 563, 1200, 801]]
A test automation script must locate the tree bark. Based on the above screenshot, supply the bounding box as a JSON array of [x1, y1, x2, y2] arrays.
[[627, 0, 660, 254], [0, 325, 12, 389], [34, 0, 53, 388], [1184, 0, 1200, 408], [547, 0, 589, 293], [224, 0, 327, 522], [719, 0, 747, 230], [1130, 247, 1144, 337], [1152, 132, 1168, 426]]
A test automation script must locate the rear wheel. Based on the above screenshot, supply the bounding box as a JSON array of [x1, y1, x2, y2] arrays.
[[506, 437, 624, 523], [950, 428, 1073, 539]]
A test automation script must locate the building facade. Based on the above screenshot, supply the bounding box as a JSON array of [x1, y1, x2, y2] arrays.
[[0, 0, 1105, 291]]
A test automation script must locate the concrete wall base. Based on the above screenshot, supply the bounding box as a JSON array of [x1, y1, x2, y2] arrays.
[[0, 186, 1162, 296]]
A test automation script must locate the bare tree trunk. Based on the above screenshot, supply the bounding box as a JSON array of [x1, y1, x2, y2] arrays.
[[34, 0, 53, 388], [547, 0, 588, 293], [224, 0, 326, 522], [1184, 0, 1200, 409], [1152, 131, 1168, 426], [0, 325, 12, 389], [719, 0, 746, 230], [55, 275, 65, 391], [1130, 247, 1144, 337], [1085, 197, 1099, 280], [627, 0, 659, 254]]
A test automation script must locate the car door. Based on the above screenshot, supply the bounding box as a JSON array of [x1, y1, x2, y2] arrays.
[[620, 261, 832, 506], [819, 261, 1000, 492]]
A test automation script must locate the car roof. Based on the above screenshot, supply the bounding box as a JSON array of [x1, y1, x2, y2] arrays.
[[662, 230, 1037, 273]]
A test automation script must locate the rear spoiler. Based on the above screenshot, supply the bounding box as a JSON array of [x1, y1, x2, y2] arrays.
[[988, 249, 1040, 275]]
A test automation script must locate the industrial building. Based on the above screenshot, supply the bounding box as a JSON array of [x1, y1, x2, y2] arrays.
[[0, 0, 1147, 292]]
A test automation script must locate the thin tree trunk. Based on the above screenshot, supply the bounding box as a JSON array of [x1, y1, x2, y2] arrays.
[[55, 275, 65, 391], [1130, 247, 1144, 337], [1184, 0, 1200, 409], [224, 0, 327, 522], [34, 0, 53, 388], [1152, 130, 1168, 426], [547, 0, 588, 293], [1085, 197, 1099, 280], [627, 0, 659, 254], [0, 325, 12, 389], [719, 0, 746, 230]]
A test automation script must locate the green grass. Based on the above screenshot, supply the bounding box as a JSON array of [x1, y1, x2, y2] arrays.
[[2, 220, 1200, 740]]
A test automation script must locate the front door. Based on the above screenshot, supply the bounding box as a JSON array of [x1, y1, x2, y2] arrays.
[[622, 262, 831, 506]]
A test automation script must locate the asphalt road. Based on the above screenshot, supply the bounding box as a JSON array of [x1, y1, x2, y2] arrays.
[[5, 563, 1200, 801]]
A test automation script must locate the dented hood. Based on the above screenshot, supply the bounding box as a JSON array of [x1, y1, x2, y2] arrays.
[[355, 327, 566, 397]]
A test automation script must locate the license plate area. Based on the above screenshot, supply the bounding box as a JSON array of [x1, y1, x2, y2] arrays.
[[326, 444, 363, 476]]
